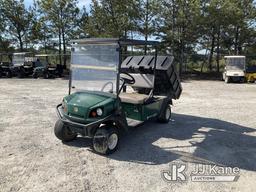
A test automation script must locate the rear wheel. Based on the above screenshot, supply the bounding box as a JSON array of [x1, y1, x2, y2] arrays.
[[92, 126, 119, 155], [18, 71, 24, 78], [54, 119, 77, 142], [158, 105, 171, 123]]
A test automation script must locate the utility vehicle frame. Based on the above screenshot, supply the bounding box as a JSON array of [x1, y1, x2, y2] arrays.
[[54, 38, 182, 155], [11, 52, 36, 78], [32, 54, 63, 78]]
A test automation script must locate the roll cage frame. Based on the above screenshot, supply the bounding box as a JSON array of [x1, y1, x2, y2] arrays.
[[69, 38, 160, 99]]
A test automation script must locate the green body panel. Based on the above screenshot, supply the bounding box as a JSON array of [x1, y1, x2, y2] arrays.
[[121, 103, 142, 120], [62, 91, 166, 126], [63, 91, 117, 124], [121, 98, 164, 121], [142, 99, 164, 120]]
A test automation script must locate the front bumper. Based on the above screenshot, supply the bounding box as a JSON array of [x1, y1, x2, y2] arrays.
[[56, 104, 112, 137]]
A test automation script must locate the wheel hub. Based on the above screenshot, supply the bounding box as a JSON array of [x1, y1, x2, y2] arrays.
[[165, 108, 171, 120], [108, 133, 118, 150]]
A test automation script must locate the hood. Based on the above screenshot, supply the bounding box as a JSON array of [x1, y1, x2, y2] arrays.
[[34, 66, 45, 71], [226, 70, 245, 77], [64, 91, 116, 118]]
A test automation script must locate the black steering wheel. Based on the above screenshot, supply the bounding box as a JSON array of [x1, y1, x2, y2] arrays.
[[120, 72, 135, 85]]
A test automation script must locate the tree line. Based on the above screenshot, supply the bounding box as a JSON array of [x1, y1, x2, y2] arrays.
[[0, 0, 255, 71]]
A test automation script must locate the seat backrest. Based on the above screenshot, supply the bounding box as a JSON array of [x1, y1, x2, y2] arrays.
[[128, 73, 154, 88]]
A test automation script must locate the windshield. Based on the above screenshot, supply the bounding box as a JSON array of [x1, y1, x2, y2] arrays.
[[70, 44, 118, 93], [226, 57, 245, 70], [35, 58, 48, 67], [13, 54, 35, 66], [13, 55, 25, 66]]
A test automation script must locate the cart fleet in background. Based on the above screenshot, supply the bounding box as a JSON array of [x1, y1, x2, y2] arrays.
[[0, 51, 256, 83], [0, 52, 65, 78]]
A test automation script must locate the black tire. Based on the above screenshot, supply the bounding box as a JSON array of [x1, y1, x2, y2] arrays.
[[32, 73, 38, 78], [240, 77, 246, 83], [54, 119, 77, 142], [225, 76, 230, 83], [6, 71, 12, 78], [18, 71, 24, 78], [92, 126, 119, 155], [158, 105, 171, 123], [44, 72, 49, 79]]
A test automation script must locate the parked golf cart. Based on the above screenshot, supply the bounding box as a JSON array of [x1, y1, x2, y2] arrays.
[[0, 62, 12, 78], [245, 65, 256, 83], [32, 54, 63, 78], [0, 53, 13, 78], [54, 38, 182, 155], [222, 56, 246, 83], [11, 52, 36, 78]]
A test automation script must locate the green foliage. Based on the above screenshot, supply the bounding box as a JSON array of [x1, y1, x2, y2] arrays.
[[0, 0, 33, 50], [85, 0, 139, 38], [0, 0, 255, 72], [37, 0, 80, 65]]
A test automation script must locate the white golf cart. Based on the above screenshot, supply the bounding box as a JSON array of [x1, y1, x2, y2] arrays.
[[223, 56, 246, 83]]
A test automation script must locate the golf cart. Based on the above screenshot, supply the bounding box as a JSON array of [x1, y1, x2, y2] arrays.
[[54, 38, 182, 155], [0, 53, 12, 78], [32, 54, 63, 78], [222, 56, 246, 83], [11, 52, 36, 78]]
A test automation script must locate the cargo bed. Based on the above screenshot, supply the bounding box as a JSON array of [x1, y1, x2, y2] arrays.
[[121, 56, 182, 99]]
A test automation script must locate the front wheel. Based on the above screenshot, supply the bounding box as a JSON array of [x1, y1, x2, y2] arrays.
[[44, 72, 49, 79], [32, 72, 38, 78], [18, 71, 24, 78], [240, 77, 246, 83], [54, 119, 77, 142], [225, 76, 230, 83], [158, 105, 171, 123], [6, 71, 12, 78], [92, 126, 119, 155]]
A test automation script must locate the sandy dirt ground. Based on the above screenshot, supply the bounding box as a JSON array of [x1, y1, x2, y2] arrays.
[[0, 79, 256, 192]]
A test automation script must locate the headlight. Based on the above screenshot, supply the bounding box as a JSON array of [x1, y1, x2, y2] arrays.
[[96, 108, 103, 116], [62, 100, 67, 112]]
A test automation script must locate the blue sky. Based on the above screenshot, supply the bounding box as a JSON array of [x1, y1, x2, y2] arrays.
[[24, 0, 92, 9]]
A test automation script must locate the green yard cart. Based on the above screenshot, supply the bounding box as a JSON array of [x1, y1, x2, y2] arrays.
[[11, 52, 36, 78], [54, 38, 182, 155], [32, 54, 63, 79]]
